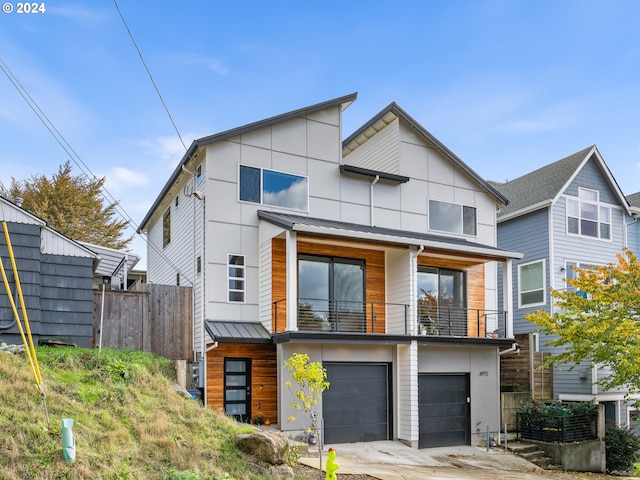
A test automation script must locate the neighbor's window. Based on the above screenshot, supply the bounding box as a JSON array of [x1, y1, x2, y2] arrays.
[[197, 256, 202, 274], [566, 188, 611, 240], [239, 165, 308, 211], [196, 165, 202, 184], [228, 254, 245, 303], [564, 261, 604, 298], [518, 259, 545, 307], [428, 200, 477, 235], [162, 208, 171, 248]]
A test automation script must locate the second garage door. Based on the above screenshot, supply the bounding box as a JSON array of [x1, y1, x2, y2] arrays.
[[323, 363, 390, 444], [418, 373, 470, 448]]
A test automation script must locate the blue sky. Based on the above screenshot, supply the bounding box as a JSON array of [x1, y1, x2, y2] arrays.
[[1, 1, 639, 268]]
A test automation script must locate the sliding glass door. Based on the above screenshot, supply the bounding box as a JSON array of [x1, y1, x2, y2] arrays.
[[298, 255, 365, 332]]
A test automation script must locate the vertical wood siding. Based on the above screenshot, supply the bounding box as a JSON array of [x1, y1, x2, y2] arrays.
[[272, 236, 386, 333], [205, 343, 277, 424], [417, 254, 485, 336], [92, 283, 192, 360]]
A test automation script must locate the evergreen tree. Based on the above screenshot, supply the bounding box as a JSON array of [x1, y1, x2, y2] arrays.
[[8, 161, 131, 250]]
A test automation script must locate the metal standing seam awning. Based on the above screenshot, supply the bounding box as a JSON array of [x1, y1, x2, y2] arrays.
[[204, 320, 272, 344], [257, 210, 523, 261]]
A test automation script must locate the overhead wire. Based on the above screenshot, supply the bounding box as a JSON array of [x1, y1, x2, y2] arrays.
[[0, 56, 193, 285], [113, 0, 188, 152]]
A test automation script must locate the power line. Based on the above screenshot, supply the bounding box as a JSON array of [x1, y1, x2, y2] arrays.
[[0, 56, 194, 285], [113, 0, 188, 152]]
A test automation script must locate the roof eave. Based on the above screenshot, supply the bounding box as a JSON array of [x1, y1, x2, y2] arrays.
[[138, 93, 358, 232], [343, 103, 509, 206]]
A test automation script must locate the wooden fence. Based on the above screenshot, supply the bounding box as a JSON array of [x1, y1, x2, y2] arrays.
[[92, 283, 192, 361]]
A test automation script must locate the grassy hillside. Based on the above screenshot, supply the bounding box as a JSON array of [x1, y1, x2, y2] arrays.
[[0, 346, 280, 480]]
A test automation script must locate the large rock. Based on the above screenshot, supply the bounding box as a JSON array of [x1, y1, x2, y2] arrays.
[[268, 464, 294, 480], [235, 430, 289, 465]]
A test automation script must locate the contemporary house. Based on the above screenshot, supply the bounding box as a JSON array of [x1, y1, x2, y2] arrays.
[[138, 93, 522, 448], [0, 196, 97, 347], [492, 146, 639, 427]]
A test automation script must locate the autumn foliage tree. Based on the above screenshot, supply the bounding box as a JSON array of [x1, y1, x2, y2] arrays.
[[8, 161, 131, 249], [284, 353, 329, 468], [527, 248, 640, 402]]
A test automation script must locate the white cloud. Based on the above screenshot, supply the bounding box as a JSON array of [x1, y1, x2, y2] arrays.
[[104, 166, 148, 191], [172, 53, 230, 76], [139, 132, 204, 168]]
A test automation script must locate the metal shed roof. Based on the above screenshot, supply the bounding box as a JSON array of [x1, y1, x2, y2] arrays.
[[204, 320, 272, 344]]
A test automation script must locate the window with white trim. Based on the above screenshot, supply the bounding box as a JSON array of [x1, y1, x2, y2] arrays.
[[518, 259, 546, 307], [227, 254, 245, 303], [428, 199, 477, 235], [564, 261, 604, 298], [239, 165, 308, 211], [566, 188, 611, 240]]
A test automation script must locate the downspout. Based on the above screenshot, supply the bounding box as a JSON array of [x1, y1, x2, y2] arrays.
[[499, 343, 519, 355], [370, 175, 380, 227], [624, 217, 637, 249]]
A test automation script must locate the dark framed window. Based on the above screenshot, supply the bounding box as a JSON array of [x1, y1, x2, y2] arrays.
[[239, 165, 308, 211], [298, 254, 365, 332], [162, 208, 171, 248], [228, 254, 245, 303], [428, 200, 477, 236]]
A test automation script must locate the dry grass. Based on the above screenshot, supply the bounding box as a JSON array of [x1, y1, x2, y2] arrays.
[[0, 347, 275, 480]]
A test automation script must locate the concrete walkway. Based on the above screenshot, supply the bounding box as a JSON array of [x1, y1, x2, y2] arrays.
[[298, 441, 568, 480]]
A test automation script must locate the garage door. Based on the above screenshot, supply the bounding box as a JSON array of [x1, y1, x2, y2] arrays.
[[323, 363, 390, 444], [418, 374, 470, 448]]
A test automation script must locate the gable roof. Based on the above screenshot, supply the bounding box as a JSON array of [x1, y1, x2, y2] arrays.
[[78, 241, 140, 277], [491, 145, 631, 221], [258, 210, 522, 260], [138, 93, 358, 232], [0, 196, 98, 262], [343, 102, 509, 206]]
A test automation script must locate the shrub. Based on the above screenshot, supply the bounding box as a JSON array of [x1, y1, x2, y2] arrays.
[[604, 425, 640, 474]]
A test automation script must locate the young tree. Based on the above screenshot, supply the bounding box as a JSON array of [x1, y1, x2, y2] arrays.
[[527, 248, 640, 402], [8, 161, 131, 249], [284, 353, 329, 469]]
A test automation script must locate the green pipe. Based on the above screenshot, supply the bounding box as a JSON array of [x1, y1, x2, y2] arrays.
[[62, 418, 75, 464]]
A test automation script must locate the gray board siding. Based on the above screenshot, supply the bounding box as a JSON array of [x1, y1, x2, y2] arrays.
[[497, 207, 550, 334], [562, 156, 620, 204], [0, 222, 93, 347]]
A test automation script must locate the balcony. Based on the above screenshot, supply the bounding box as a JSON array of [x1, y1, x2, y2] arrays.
[[272, 299, 508, 338], [417, 305, 507, 338]]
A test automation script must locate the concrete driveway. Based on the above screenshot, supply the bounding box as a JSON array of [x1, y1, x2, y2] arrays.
[[299, 440, 618, 480]]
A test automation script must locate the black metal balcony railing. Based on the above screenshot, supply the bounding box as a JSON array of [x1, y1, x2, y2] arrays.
[[273, 298, 508, 338], [417, 305, 507, 338]]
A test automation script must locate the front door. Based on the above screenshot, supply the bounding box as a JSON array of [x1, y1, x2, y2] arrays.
[[224, 358, 251, 422]]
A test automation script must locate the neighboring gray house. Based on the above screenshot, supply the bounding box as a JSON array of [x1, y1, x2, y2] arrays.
[[138, 94, 522, 448], [493, 145, 639, 427], [0, 197, 97, 347]]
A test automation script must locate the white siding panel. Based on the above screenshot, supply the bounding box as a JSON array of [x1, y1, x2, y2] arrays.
[[272, 118, 307, 157], [308, 158, 341, 203], [396, 342, 418, 445], [209, 141, 241, 183], [258, 239, 273, 331], [343, 118, 400, 174], [307, 119, 341, 162], [40, 229, 94, 258], [386, 249, 413, 334]]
